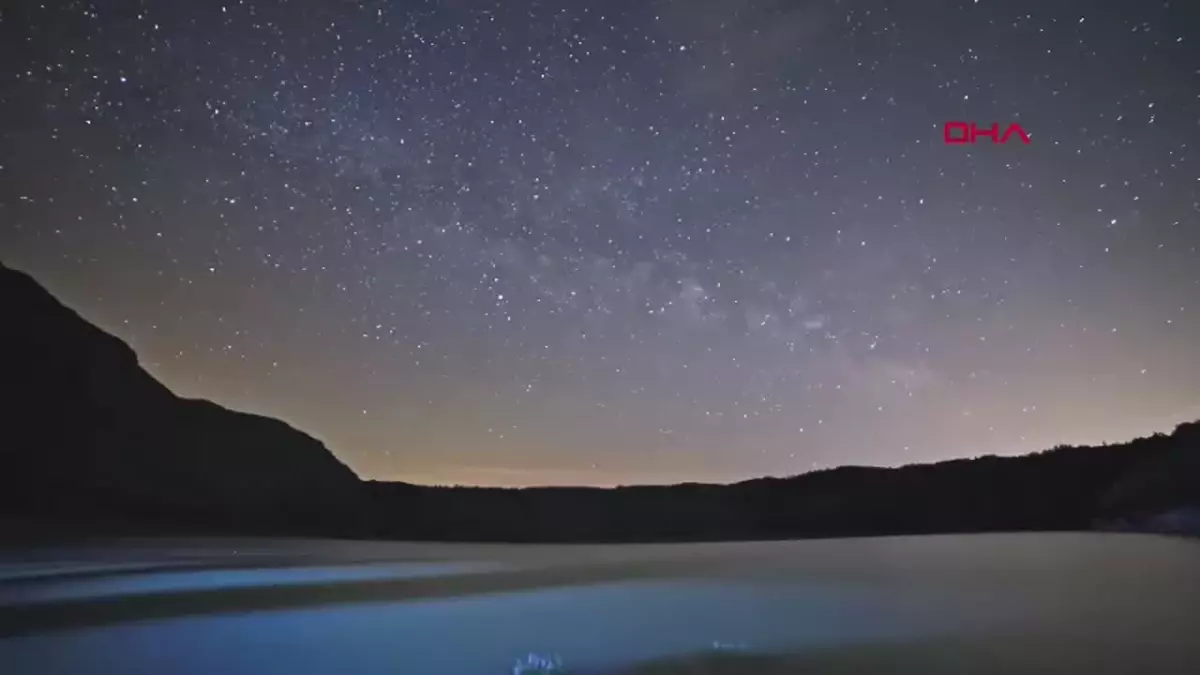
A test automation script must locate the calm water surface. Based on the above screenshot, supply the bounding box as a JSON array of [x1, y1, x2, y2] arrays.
[[1, 533, 1197, 674]]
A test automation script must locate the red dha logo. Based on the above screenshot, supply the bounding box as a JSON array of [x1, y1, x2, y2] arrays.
[[944, 122, 1031, 145]]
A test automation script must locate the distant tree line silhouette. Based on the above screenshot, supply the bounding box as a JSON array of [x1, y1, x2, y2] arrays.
[[363, 423, 1200, 542]]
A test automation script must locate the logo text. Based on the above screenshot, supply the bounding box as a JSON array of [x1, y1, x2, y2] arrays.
[[944, 122, 1031, 145]]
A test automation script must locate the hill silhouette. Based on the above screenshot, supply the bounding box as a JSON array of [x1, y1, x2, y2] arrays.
[[0, 262, 364, 536], [363, 429, 1200, 541], [2, 261, 1197, 541]]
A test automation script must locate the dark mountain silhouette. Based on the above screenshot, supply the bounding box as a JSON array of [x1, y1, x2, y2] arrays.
[[0, 262, 364, 536], [2, 261, 1197, 541]]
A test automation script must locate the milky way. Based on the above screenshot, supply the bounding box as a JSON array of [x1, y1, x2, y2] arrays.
[[2, 0, 1198, 486]]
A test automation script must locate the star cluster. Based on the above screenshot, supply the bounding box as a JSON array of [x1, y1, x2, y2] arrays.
[[2, 0, 1198, 486]]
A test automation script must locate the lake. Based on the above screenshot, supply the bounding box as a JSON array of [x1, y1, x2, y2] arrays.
[[1, 532, 1198, 674]]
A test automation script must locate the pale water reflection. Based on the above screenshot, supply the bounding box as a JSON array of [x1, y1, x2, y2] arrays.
[[0, 533, 1197, 674]]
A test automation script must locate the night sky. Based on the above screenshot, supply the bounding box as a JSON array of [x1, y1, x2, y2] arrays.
[[2, 0, 1198, 487]]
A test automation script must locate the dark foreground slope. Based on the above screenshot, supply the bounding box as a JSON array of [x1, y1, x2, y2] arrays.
[[0, 263, 364, 536], [2, 262, 1197, 542]]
